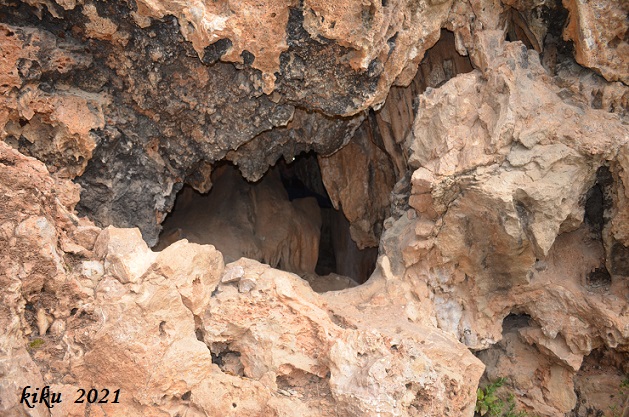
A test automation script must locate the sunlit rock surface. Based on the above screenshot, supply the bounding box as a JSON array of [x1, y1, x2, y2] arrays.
[[1, 0, 628, 416]]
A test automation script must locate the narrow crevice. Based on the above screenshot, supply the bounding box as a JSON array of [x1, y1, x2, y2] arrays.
[[586, 267, 612, 290], [210, 343, 245, 377], [584, 167, 613, 234], [581, 166, 615, 289]]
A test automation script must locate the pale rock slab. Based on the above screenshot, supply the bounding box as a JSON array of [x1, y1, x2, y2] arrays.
[[153, 239, 224, 315], [93, 226, 158, 284]]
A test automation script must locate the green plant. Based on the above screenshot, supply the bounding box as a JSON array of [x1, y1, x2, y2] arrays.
[[476, 379, 532, 417], [608, 377, 629, 417], [504, 393, 529, 417], [29, 338, 45, 349], [476, 378, 506, 416]]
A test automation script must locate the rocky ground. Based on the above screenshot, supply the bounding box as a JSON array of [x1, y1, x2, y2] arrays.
[[0, 0, 628, 416]]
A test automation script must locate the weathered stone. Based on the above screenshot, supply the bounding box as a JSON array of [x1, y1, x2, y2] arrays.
[[319, 119, 395, 248], [93, 226, 157, 284], [477, 330, 578, 416], [204, 258, 484, 416], [2, 0, 629, 416], [562, 0, 629, 84], [154, 239, 224, 315], [572, 349, 629, 417]]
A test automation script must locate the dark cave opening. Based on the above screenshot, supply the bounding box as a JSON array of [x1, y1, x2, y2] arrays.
[[587, 267, 612, 289], [155, 153, 378, 289], [504, 7, 542, 52], [583, 165, 629, 278], [277, 152, 379, 282], [501, 0, 574, 74], [584, 166, 613, 234], [501, 312, 532, 334], [582, 166, 615, 288]]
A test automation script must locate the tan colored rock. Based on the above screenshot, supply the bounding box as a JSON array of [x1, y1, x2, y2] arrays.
[[0, 141, 99, 416], [0, 348, 47, 416], [153, 239, 224, 315], [83, 0, 452, 111], [404, 32, 628, 299], [0, 212, 483, 417], [94, 226, 158, 284], [48, 318, 66, 337], [612, 144, 629, 245], [327, 319, 483, 416], [83, 2, 128, 44], [204, 258, 484, 416], [36, 308, 51, 336], [133, 0, 293, 94], [375, 30, 474, 179], [554, 59, 629, 117], [562, 0, 629, 84], [477, 330, 577, 416], [301, 272, 359, 293], [366, 29, 629, 416], [319, 120, 395, 248], [0, 24, 107, 178], [2, 1, 629, 416], [572, 349, 629, 417], [607, 144, 629, 277], [70, 273, 215, 414], [519, 327, 583, 371]]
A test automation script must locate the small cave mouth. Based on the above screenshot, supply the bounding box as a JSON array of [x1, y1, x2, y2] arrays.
[[155, 152, 378, 291], [210, 343, 244, 377], [580, 165, 620, 288], [501, 312, 532, 334], [586, 267, 612, 290], [500, 0, 574, 74], [584, 166, 613, 234]]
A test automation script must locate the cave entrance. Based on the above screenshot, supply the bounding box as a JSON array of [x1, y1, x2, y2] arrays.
[[155, 152, 377, 291]]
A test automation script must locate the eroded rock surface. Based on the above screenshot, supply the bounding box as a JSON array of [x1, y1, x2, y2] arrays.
[[1, 0, 629, 416], [562, 0, 629, 85], [0, 141, 483, 416], [378, 29, 629, 417]]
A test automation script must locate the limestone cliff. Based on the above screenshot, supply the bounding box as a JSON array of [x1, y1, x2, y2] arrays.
[[0, 0, 628, 416]]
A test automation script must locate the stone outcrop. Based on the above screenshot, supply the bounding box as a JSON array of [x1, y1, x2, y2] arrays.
[[378, 29, 629, 417], [0, 0, 464, 244], [0, 24, 106, 179], [562, 0, 629, 84], [0, 141, 483, 416], [1, 0, 629, 416]]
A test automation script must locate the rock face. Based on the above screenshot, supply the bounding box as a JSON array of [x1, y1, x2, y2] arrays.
[[1, 0, 629, 416], [389, 29, 629, 417], [0, 142, 483, 416], [0, 0, 457, 245], [562, 0, 629, 84]]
